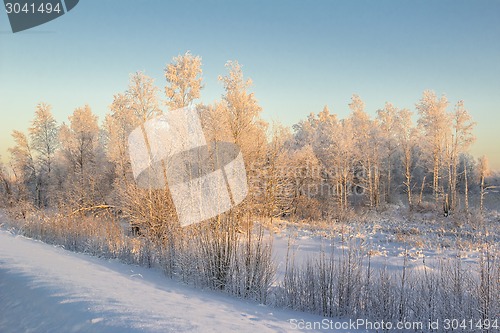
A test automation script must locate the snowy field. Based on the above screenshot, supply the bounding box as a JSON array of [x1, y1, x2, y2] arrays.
[[1, 206, 499, 333], [0, 228, 330, 333]]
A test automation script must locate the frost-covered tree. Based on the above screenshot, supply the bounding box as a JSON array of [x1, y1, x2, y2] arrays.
[[104, 93, 135, 183], [28, 103, 59, 206], [446, 101, 476, 209], [292, 113, 318, 150], [416, 90, 450, 203], [349, 95, 380, 207], [113, 72, 180, 241], [219, 61, 267, 158], [29, 103, 58, 174], [0, 157, 12, 206], [9, 130, 37, 205], [394, 108, 421, 208], [313, 106, 342, 209], [198, 101, 233, 144], [104, 72, 160, 185], [59, 105, 101, 207], [477, 155, 490, 212], [287, 145, 322, 219], [218, 61, 267, 212], [164, 52, 203, 110], [128, 72, 162, 122], [313, 106, 356, 212], [377, 103, 400, 203], [262, 123, 294, 220], [113, 72, 163, 198]]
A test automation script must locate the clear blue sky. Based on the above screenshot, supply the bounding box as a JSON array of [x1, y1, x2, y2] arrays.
[[1, 0, 499, 169]]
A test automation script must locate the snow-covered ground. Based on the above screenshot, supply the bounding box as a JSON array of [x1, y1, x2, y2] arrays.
[[0, 229, 326, 333], [270, 207, 499, 278], [1, 206, 498, 332]]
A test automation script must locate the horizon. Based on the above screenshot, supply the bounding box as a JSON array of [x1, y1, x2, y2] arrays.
[[1, 0, 499, 170]]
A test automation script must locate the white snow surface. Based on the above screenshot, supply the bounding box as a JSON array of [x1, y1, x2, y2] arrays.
[[0, 229, 324, 333]]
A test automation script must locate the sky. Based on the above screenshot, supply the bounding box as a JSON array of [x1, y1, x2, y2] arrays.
[[0, 0, 499, 170]]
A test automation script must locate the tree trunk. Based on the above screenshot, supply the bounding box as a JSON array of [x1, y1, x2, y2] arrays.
[[419, 175, 426, 205], [480, 175, 485, 213], [464, 159, 469, 213], [405, 164, 412, 209]]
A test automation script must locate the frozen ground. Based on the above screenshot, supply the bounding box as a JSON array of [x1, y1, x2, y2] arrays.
[[1, 205, 498, 332], [0, 229, 327, 333], [270, 205, 499, 280]]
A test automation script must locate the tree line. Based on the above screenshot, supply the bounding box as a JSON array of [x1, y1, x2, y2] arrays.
[[0, 52, 493, 229]]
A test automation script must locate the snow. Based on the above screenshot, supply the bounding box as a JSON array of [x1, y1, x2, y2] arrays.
[[0, 229, 325, 333], [1, 206, 497, 332]]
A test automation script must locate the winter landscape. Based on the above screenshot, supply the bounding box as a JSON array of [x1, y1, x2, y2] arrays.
[[1, 1, 499, 332]]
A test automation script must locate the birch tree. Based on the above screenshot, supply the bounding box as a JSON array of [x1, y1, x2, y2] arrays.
[[199, 101, 233, 143], [128, 72, 162, 122], [447, 101, 476, 210], [219, 61, 267, 154], [377, 103, 399, 203], [292, 113, 318, 150], [104, 93, 135, 184], [104, 71, 160, 184], [416, 90, 450, 203], [0, 158, 12, 206], [59, 105, 101, 207], [218, 61, 267, 211], [313, 106, 342, 210], [349, 95, 379, 207], [395, 109, 421, 208], [263, 123, 294, 220], [478, 156, 490, 213], [106, 72, 172, 239], [164, 51, 203, 110], [9, 130, 37, 206], [29, 103, 59, 206]]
